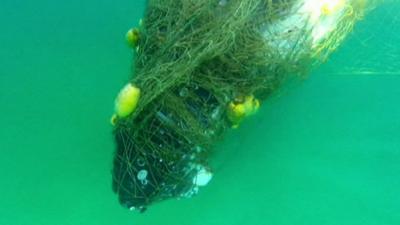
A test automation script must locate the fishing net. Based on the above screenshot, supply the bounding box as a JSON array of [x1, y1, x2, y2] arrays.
[[326, 0, 400, 76], [111, 0, 377, 212]]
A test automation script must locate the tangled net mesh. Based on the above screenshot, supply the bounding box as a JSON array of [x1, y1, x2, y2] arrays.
[[112, 0, 374, 212], [326, 0, 400, 76]]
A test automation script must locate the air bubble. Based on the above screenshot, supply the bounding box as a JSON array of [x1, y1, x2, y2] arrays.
[[136, 157, 145, 167], [137, 169, 148, 181], [179, 87, 189, 97]]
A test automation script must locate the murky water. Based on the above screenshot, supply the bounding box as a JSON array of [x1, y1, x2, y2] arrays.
[[0, 1, 399, 224]]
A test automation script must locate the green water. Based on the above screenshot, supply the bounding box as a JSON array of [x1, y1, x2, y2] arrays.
[[1, 1, 399, 225]]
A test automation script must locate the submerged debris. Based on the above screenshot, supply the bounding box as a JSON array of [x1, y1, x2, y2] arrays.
[[111, 0, 373, 212]]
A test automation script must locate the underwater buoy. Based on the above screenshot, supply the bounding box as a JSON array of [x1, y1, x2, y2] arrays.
[[111, 0, 374, 212], [111, 83, 140, 125], [125, 28, 140, 48], [227, 95, 260, 128]]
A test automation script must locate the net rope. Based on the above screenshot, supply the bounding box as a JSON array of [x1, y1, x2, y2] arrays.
[[111, 0, 376, 212]]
